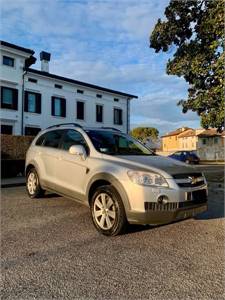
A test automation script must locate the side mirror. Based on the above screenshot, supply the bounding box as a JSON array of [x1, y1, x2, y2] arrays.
[[69, 145, 87, 160]]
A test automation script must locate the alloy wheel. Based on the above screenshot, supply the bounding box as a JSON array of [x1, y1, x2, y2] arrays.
[[27, 172, 38, 195], [93, 193, 116, 230]]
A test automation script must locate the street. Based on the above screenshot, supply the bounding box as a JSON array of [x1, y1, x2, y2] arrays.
[[1, 165, 224, 299]]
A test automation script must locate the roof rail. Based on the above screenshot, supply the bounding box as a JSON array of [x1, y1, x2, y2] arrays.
[[101, 127, 121, 132], [46, 123, 83, 129]]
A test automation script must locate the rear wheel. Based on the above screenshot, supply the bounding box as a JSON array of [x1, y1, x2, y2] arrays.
[[26, 168, 45, 198], [90, 185, 127, 236]]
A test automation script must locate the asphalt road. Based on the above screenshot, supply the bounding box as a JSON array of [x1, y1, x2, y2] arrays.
[[1, 165, 224, 300]]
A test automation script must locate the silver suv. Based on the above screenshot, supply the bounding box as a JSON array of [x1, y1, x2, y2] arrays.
[[26, 123, 208, 236]]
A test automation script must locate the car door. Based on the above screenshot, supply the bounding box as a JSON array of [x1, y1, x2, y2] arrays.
[[171, 151, 181, 161], [187, 151, 194, 163], [36, 129, 65, 189], [55, 129, 90, 200]]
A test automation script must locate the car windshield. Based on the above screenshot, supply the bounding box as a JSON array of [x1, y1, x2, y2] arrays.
[[85, 130, 154, 156]]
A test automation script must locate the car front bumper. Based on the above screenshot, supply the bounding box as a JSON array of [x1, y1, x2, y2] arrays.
[[127, 203, 207, 225]]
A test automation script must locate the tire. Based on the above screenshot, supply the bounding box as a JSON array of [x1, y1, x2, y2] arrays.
[[90, 185, 127, 236], [26, 168, 45, 198], [185, 159, 190, 164]]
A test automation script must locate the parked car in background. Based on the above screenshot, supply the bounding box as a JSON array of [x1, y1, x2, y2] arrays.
[[169, 151, 200, 164], [26, 124, 207, 236]]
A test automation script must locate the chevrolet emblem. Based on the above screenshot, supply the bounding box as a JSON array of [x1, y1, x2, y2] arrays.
[[188, 176, 197, 184]]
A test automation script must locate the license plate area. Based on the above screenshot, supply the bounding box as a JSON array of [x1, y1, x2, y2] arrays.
[[185, 189, 207, 203]]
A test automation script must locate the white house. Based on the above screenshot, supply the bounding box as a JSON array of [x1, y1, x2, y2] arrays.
[[0, 41, 137, 136]]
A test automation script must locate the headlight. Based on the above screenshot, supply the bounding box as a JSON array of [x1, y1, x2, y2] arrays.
[[127, 170, 168, 187]]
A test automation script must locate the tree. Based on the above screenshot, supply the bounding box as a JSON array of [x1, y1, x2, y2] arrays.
[[130, 127, 159, 142], [150, 0, 224, 131]]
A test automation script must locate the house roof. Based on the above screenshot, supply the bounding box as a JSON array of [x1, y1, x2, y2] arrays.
[[0, 40, 35, 55], [178, 129, 196, 138], [26, 68, 138, 99], [161, 127, 191, 138], [197, 129, 224, 138]]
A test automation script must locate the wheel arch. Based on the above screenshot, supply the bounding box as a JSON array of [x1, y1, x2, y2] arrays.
[[87, 173, 131, 212], [25, 161, 41, 178], [25, 163, 36, 176]]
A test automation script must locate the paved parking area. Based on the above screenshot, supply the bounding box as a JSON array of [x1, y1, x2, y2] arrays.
[[1, 168, 225, 299]]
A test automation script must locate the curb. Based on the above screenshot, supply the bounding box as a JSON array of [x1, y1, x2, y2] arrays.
[[199, 162, 225, 165], [1, 182, 26, 188], [1, 177, 26, 188]]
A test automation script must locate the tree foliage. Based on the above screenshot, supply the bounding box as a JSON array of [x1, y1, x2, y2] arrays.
[[130, 127, 159, 142], [150, 0, 224, 131]]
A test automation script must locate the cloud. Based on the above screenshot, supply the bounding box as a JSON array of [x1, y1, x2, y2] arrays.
[[1, 0, 200, 134]]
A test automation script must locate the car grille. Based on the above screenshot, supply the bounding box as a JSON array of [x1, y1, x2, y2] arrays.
[[173, 173, 205, 188], [145, 202, 179, 211], [145, 189, 207, 212]]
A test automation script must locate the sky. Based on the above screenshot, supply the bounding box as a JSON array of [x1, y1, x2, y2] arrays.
[[1, 0, 201, 135]]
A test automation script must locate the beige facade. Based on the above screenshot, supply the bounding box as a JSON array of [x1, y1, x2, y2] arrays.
[[161, 127, 224, 161], [161, 127, 190, 152], [178, 129, 204, 151]]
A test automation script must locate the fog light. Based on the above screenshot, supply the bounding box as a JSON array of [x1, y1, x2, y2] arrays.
[[157, 195, 169, 205]]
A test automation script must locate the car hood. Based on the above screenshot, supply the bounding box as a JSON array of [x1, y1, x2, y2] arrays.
[[105, 155, 198, 177]]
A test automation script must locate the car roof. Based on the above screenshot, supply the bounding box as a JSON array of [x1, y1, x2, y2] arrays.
[[43, 124, 123, 133], [84, 127, 122, 132], [172, 151, 184, 154]]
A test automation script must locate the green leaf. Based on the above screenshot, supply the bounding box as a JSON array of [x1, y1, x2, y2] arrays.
[[150, 0, 224, 130]]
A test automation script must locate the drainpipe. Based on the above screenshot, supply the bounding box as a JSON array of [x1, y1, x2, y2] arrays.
[[21, 70, 27, 135], [126, 97, 130, 134]]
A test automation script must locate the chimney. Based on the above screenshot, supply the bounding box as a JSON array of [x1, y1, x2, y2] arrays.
[[40, 51, 51, 72]]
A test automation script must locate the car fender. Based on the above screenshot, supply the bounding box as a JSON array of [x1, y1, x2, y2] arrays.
[[86, 172, 131, 212]]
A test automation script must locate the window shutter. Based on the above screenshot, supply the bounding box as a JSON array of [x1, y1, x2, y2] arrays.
[[77, 101, 84, 120], [114, 109, 117, 124], [96, 105, 103, 122], [51, 97, 55, 116], [24, 91, 28, 112], [61, 98, 66, 117], [0, 87, 3, 108], [114, 108, 123, 125], [13, 89, 18, 110], [36, 93, 41, 114], [119, 109, 123, 125]]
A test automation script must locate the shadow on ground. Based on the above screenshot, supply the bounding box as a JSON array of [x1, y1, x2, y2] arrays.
[[43, 193, 62, 199], [195, 201, 224, 220]]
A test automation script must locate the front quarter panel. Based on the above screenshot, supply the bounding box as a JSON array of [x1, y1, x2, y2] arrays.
[[85, 158, 132, 212]]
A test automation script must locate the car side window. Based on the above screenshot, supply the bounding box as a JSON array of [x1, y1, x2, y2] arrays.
[[42, 130, 64, 148], [61, 129, 89, 152], [174, 152, 181, 156], [36, 133, 45, 146]]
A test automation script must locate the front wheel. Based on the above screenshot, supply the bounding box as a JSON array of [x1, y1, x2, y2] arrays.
[[26, 168, 45, 198], [90, 185, 127, 236]]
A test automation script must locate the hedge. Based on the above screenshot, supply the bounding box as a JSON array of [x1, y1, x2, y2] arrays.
[[1, 134, 34, 160]]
